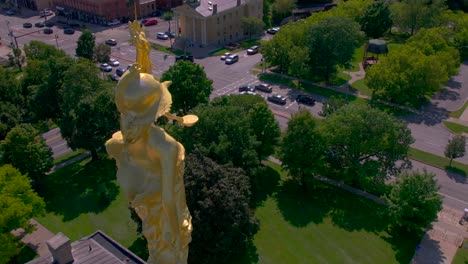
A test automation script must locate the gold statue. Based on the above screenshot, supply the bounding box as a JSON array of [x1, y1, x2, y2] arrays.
[[105, 20, 198, 264]]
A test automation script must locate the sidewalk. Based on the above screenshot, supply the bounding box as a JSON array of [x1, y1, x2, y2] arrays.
[[11, 219, 55, 258]]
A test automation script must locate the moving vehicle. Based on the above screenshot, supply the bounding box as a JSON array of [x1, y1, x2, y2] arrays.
[[142, 18, 158, 26], [100, 63, 112, 72], [105, 39, 118, 46], [220, 52, 231, 60], [267, 27, 280, 35], [296, 94, 316, 105], [225, 54, 239, 64], [255, 83, 273, 93], [267, 94, 287, 105], [157, 32, 169, 40], [247, 45, 259, 55], [239, 85, 255, 93], [109, 58, 120, 67], [39, 10, 53, 17], [107, 19, 120, 26]]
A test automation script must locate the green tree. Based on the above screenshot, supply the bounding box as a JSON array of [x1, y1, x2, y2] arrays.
[[322, 104, 414, 188], [390, 0, 446, 35], [319, 96, 348, 117], [444, 135, 466, 166], [0, 165, 45, 263], [360, 1, 393, 38], [307, 16, 362, 82], [241, 17, 265, 40], [94, 42, 111, 63], [271, 0, 295, 24], [23, 40, 66, 61], [248, 103, 280, 162], [1, 124, 53, 186], [280, 110, 326, 185], [0, 67, 23, 139], [366, 45, 449, 107], [8, 47, 25, 70], [58, 59, 119, 160], [385, 170, 442, 233], [76, 29, 95, 60], [0, 103, 22, 140], [184, 152, 259, 264], [161, 61, 213, 115]]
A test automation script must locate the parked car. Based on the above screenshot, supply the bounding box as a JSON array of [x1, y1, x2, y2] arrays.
[[247, 45, 259, 55], [110, 74, 120, 82], [107, 19, 120, 26], [255, 83, 273, 93], [267, 94, 287, 105], [45, 21, 54, 27], [240, 91, 257, 95], [68, 23, 81, 28], [296, 94, 316, 105], [157, 32, 169, 40], [109, 58, 120, 67], [225, 54, 239, 64], [23, 22, 32, 28], [239, 85, 255, 93], [165, 31, 176, 38], [35, 22, 45, 28], [5, 9, 15, 15], [100, 63, 112, 72], [175, 55, 194, 62], [142, 18, 158, 26], [43, 28, 53, 34], [64, 28, 75, 35], [116, 67, 127, 77], [105, 39, 118, 46], [39, 10, 53, 17], [267, 27, 280, 34], [220, 52, 231, 60]]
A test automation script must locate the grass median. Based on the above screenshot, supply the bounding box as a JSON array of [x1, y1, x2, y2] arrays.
[[409, 147, 468, 176]]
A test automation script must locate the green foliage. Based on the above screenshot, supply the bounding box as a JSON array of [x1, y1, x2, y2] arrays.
[[76, 29, 95, 60], [444, 135, 466, 166], [390, 0, 447, 35], [161, 61, 213, 115], [58, 59, 119, 160], [307, 16, 362, 82], [280, 110, 325, 184], [1, 124, 53, 186], [319, 96, 348, 117], [385, 170, 442, 232], [360, 1, 393, 38], [23, 40, 66, 61], [322, 104, 414, 188], [271, 0, 295, 24], [241, 17, 265, 40], [94, 42, 111, 63], [0, 165, 45, 263], [184, 152, 259, 264], [163, 11, 173, 22], [248, 103, 281, 161], [0, 67, 23, 139], [366, 45, 449, 107]]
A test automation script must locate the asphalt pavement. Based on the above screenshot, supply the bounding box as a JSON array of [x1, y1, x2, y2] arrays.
[[41, 127, 72, 159]]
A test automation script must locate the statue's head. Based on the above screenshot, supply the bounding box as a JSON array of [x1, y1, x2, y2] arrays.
[[115, 64, 172, 143]]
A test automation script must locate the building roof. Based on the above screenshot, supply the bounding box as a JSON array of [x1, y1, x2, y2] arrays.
[[187, 0, 245, 17], [27, 230, 146, 264]]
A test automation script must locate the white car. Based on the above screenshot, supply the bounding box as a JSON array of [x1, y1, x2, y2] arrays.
[[220, 52, 231, 60], [107, 19, 120, 26], [100, 63, 112, 72], [109, 58, 120, 67], [157, 32, 169, 40], [240, 91, 257, 96]]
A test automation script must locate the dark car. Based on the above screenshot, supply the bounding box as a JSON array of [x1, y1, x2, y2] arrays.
[[247, 45, 259, 55], [296, 94, 316, 105], [45, 21, 54, 27], [267, 94, 287, 105], [116, 67, 127, 77], [165, 31, 176, 38], [43, 28, 53, 34], [69, 23, 81, 28], [64, 28, 75, 35], [105, 39, 118, 46], [23, 22, 32, 28], [239, 85, 255, 93], [267, 27, 280, 35], [5, 9, 15, 15], [35, 22, 45, 28], [175, 55, 194, 62], [255, 83, 273, 93], [110, 74, 120, 82]]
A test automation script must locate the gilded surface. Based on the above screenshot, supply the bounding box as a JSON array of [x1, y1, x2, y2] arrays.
[[105, 21, 197, 264]]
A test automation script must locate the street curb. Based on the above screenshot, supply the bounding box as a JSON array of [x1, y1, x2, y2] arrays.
[[409, 157, 467, 178]]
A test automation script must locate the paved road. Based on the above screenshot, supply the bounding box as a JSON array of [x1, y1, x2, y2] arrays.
[[41, 127, 72, 159]]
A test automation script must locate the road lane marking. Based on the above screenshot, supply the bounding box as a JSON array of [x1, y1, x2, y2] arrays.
[[424, 141, 441, 147], [438, 192, 468, 205], [285, 102, 296, 109], [46, 134, 61, 142]]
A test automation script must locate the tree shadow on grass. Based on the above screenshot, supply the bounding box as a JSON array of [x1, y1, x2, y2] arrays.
[[381, 226, 427, 264], [8, 241, 38, 264], [250, 165, 281, 208], [38, 157, 119, 221], [226, 241, 259, 264], [128, 236, 149, 261]]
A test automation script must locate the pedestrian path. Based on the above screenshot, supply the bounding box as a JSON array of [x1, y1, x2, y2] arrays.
[[11, 219, 55, 258]]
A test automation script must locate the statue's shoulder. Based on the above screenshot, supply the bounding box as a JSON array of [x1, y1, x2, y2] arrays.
[[105, 131, 125, 156], [148, 125, 179, 149]]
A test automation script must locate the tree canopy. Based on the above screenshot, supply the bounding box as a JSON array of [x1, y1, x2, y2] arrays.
[[390, 0, 446, 35], [23, 40, 66, 61], [94, 42, 111, 63], [444, 135, 466, 166], [0, 165, 45, 263], [184, 152, 259, 264], [360, 1, 393, 38], [385, 170, 442, 233], [161, 61, 213, 115], [1, 124, 53, 186], [241, 17, 265, 40], [0, 67, 23, 139], [76, 29, 95, 60]]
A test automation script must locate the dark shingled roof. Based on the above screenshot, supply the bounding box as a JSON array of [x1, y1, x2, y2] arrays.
[[26, 231, 146, 264], [366, 39, 388, 55]]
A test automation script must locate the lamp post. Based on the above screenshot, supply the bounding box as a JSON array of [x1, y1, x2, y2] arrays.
[[55, 34, 59, 48]]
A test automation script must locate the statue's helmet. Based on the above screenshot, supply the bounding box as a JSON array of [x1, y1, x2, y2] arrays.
[[115, 64, 172, 124]]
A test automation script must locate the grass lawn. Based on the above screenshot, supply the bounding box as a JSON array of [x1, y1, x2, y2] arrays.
[[408, 147, 468, 176], [450, 101, 468, 118], [53, 149, 87, 165], [229, 162, 421, 264], [443, 120, 468, 134], [351, 79, 372, 97], [453, 240, 468, 264], [36, 157, 139, 248]]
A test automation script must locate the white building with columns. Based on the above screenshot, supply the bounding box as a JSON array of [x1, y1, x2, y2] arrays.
[[173, 0, 263, 47]]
